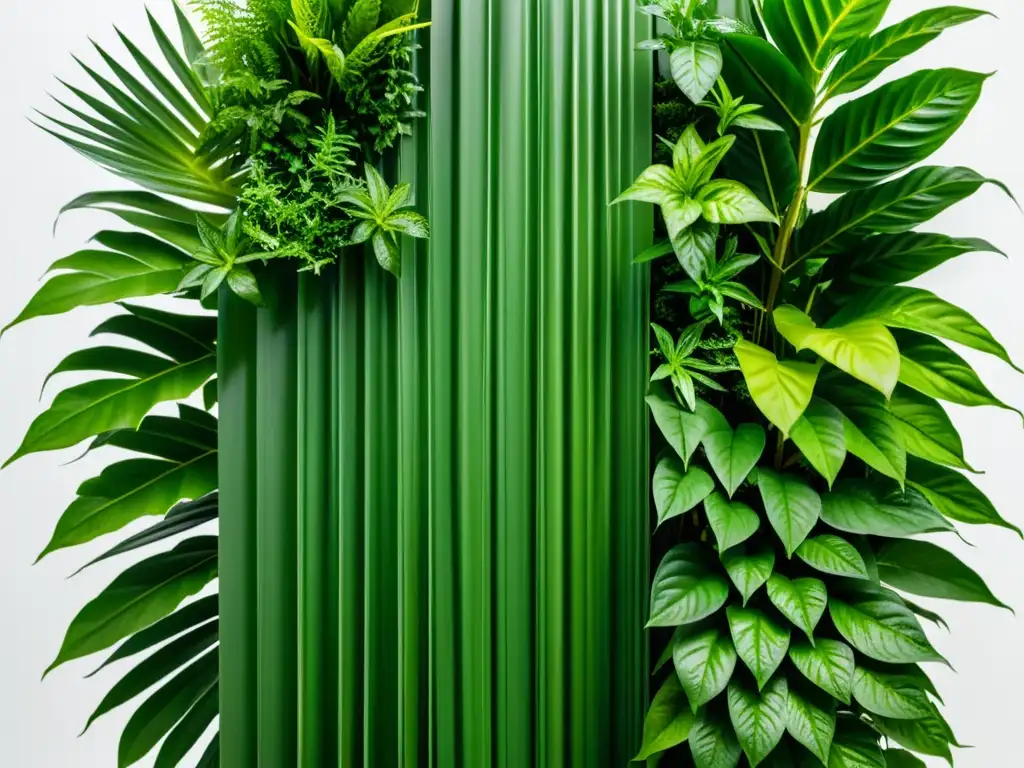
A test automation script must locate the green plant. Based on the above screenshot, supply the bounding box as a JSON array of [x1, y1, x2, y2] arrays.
[[625, 1, 1017, 765]]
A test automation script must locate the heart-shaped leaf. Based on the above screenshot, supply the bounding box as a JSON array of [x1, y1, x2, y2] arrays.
[[690, 707, 743, 768], [852, 665, 933, 719], [654, 458, 716, 528], [727, 676, 788, 767], [727, 607, 791, 689], [649, 544, 731, 627], [789, 640, 855, 704], [829, 590, 945, 664], [734, 339, 820, 435], [634, 674, 696, 760], [796, 535, 870, 580], [789, 399, 847, 486], [767, 574, 827, 642], [703, 423, 766, 497], [647, 391, 711, 468], [671, 40, 723, 104], [786, 686, 836, 763], [757, 469, 821, 556], [673, 628, 740, 711], [723, 544, 776, 605], [705, 493, 762, 552]]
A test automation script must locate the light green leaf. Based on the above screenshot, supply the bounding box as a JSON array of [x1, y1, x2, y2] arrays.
[[702, 423, 766, 497], [689, 707, 743, 768], [796, 535, 870, 580], [633, 239, 674, 264], [649, 544, 731, 627], [790, 399, 847, 486], [829, 589, 945, 664], [46, 537, 218, 674], [342, 0, 381, 51], [698, 180, 779, 225], [786, 686, 836, 763], [647, 390, 711, 468], [757, 469, 821, 556], [673, 628, 739, 711], [810, 69, 986, 192], [723, 544, 776, 605], [827, 720, 886, 768], [821, 480, 954, 538], [728, 676, 788, 767], [664, 193, 705, 247], [767, 574, 827, 642], [614, 164, 680, 204], [671, 40, 723, 104], [775, 306, 899, 397], [634, 674, 696, 761], [734, 339, 820, 435], [876, 539, 1010, 609], [852, 665, 933, 719], [673, 219, 719, 278], [654, 458, 716, 528], [888, 385, 974, 471], [727, 607, 791, 690], [907, 458, 1022, 536], [705, 493, 761, 552], [789, 640, 855, 704], [873, 705, 956, 763]]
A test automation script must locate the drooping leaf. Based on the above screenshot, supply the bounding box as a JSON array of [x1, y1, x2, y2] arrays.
[[727, 676, 788, 767], [820, 377, 906, 484], [153, 680, 219, 768], [796, 535, 870, 580], [705, 493, 762, 552], [767, 574, 827, 643], [786, 686, 836, 763], [789, 640, 855, 704], [649, 544, 731, 627], [882, 749, 928, 768], [723, 544, 776, 605], [673, 627, 740, 712], [851, 665, 933, 719], [757, 469, 821, 556], [888, 386, 974, 471], [789, 399, 847, 487], [827, 719, 886, 768], [654, 458, 716, 528], [671, 40, 723, 104], [734, 339, 820, 435], [690, 706, 743, 768], [702, 423, 766, 497], [647, 390, 711, 468], [727, 607, 791, 690], [907, 458, 1022, 536], [721, 130, 798, 220], [876, 539, 1010, 609], [820, 480, 954, 538], [774, 306, 900, 397], [873, 705, 956, 763], [634, 674, 696, 760], [828, 588, 945, 664]]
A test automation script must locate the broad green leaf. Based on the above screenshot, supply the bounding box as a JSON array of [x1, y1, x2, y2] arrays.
[[727, 607, 791, 689], [721, 130, 798, 219], [824, 7, 992, 98], [728, 676, 788, 767], [774, 306, 899, 397], [654, 458, 715, 528], [702, 423, 766, 497], [786, 687, 836, 763], [634, 674, 696, 760], [698, 180, 778, 225], [811, 69, 986, 192], [834, 232, 1004, 292], [830, 286, 1020, 372], [757, 469, 821, 556], [734, 339, 820, 435], [664, 194, 705, 248], [820, 480, 954, 537], [790, 399, 847, 486], [820, 378, 905, 484], [888, 386, 974, 471], [721, 34, 814, 142], [893, 329, 1021, 417], [767, 574, 827, 642], [671, 40, 723, 104], [153, 681, 218, 768], [705, 493, 761, 552], [615, 164, 680, 204], [876, 539, 1009, 609], [647, 391, 710, 468], [827, 720, 886, 768], [649, 544, 731, 627], [94, 303, 217, 363], [673, 220, 719, 278], [761, 0, 890, 83], [873, 705, 956, 763], [882, 749, 928, 768], [907, 458, 1022, 536], [796, 535, 870, 580], [828, 591, 944, 664], [797, 166, 1004, 260], [852, 665, 933, 719], [789, 640, 855, 704], [118, 649, 218, 767], [83, 621, 218, 732], [673, 628, 739, 711], [723, 544, 776, 605], [47, 537, 218, 674], [690, 707, 743, 768]]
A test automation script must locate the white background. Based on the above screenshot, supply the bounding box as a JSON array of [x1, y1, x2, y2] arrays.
[[0, 1, 1022, 766]]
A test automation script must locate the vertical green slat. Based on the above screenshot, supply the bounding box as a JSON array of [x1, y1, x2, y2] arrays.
[[217, 290, 258, 768]]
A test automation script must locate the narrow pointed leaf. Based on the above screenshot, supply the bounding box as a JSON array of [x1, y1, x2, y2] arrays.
[[887, 386, 974, 471], [907, 458, 1022, 536], [790, 399, 847, 486], [876, 539, 1009, 608], [796, 535, 870, 580], [634, 674, 696, 760], [873, 705, 956, 763]]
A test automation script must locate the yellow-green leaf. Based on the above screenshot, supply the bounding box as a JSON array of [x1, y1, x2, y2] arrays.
[[735, 338, 821, 435]]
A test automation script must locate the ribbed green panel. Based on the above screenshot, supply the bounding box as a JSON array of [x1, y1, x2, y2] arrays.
[[217, 2, 651, 765]]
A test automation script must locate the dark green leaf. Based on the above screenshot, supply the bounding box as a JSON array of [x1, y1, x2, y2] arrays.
[[790, 399, 847, 487], [876, 539, 1010, 609], [821, 480, 953, 537], [705, 492, 762, 552], [786, 687, 836, 763], [673, 627, 740, 711], [723, 544, 776, 605], [153, 680, 219, 768], [820, 378, 906, 484], [851, 664, 933, 719], [634, 674, 696, 760], [690, 706, 743, 768], [796, 535, 869, 580], [789, 640, 855, 704], [888, 386, 974, 471], [873, 704, 956, 763], [827, 719, 886, 768], [728, 676, 788, 767], [828, 588, 945, 664], [649, 544, 731, 627], [907, 458, 1021, 536], [757, 469, 821, 556], [727, 607, 791, 690], [767, 574, 827, 642]]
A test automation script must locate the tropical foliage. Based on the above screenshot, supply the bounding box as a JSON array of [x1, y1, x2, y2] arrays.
[[626, 1, 1016, 765], [3, 1, 427, 765]]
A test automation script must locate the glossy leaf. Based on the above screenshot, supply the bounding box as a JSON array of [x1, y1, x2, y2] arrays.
[[727, 607, 791, 690], [775, 306, 899, 397], [786, 687, 836, 763], [820, 378, 906, 484], [888, 386, 974, 471], [723, 545, 776, 605], [757, 469, 821, 556], [702, 423, 766, 497], [827, 720, 886, 768], [673, 628, 740, 711], [690, 707, 743, 768], [647, 391, 710, 468], [789, 640, 855, 704], [820, 480, 954, 538], [882, 749, 928, 768], [790, 399, 847, 487], [851, 665, 933, 719], [649, 544, 731, 627], [907, 458, 1022, 536], [876, 539, 1009, 608], [634, 674, 696, 760], [828, 590, 944, 664], [699, 180, 779, 225], [728, 676, 788, 767], [796, 535, 870, 580], [671, 40, 723, 104], [735, 339, 820, 435], [767, 574, 827, 642], [873, 705, 956, 763], [654, 458, 715, 528], [705, 493, 762, 552]]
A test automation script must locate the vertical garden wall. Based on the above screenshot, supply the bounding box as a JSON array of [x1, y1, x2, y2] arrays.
[[218, 2, 654, 765]]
